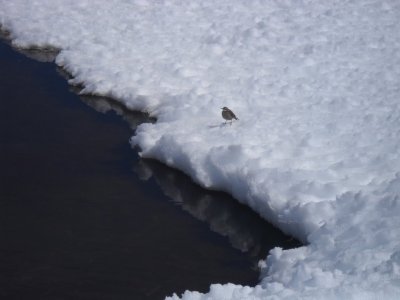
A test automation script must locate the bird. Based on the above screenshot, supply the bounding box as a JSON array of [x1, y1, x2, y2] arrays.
[[221, 106, 239, 124]]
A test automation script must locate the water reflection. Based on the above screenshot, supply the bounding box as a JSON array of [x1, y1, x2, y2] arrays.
[[16, 47, 58, 63], [0, 29, 58, 62], [135, 159, 301, 258], [78, 92, 154, 129]]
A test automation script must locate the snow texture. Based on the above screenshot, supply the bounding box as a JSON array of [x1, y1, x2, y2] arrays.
[[1, 0, 400, 299]]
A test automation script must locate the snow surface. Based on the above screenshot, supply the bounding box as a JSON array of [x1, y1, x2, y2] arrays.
[[1, 0, 400, 299]]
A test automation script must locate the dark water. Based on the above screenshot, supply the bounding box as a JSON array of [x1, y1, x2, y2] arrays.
[[0, 40, 301, 300]]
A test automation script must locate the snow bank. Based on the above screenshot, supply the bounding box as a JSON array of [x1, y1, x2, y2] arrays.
[[1, 0, 399, 299]]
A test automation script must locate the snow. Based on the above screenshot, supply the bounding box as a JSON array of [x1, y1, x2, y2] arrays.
[[1, 0, 400, 299]]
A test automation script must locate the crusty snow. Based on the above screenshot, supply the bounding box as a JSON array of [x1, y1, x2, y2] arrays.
[[1, 0, 399, 299]]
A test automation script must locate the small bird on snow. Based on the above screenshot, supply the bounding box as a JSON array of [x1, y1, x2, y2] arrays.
[[221, 107, 238, 124]]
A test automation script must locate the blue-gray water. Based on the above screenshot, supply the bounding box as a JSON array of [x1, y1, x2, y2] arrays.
[[0, 39, 301, 300]]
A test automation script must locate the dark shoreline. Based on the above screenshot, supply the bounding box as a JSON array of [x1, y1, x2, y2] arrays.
[[0, 39, 301, 299]]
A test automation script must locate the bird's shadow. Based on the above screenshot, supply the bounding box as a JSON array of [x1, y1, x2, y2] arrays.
[[208, 123, 231, 129]]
